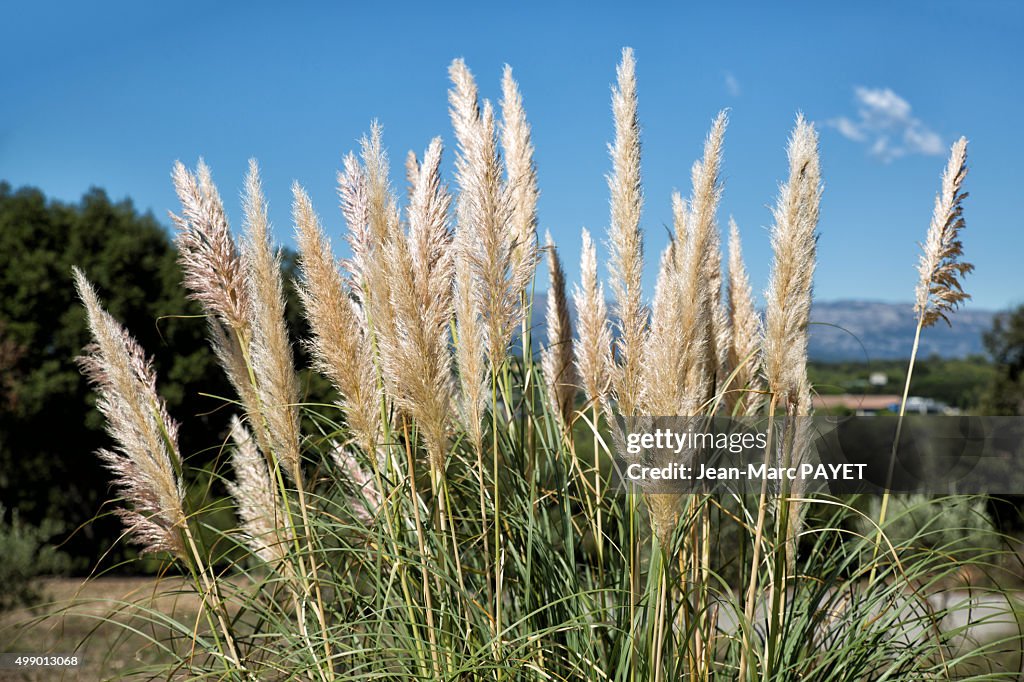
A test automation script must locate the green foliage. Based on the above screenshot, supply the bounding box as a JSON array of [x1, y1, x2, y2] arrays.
[[0, 183, 229, 567], [808, 356, 994, 410], [983, 304, 1024, 415], [0, 504, 70, 611], [0, 183, 334, 571], [858, 494, 1000, 563]]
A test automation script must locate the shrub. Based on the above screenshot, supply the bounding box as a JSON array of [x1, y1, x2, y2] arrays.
[[0, 505, 70, 611]]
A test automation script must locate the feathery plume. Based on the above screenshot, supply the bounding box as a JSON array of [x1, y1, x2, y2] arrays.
[[376, 138, 456, 471], [226, 416, 289, 564], [915, 137, 971, 328], [501, 65, 540, 289], [541, 232, 578, 429], [447, 61, 489, 443], [404, 150, 420, 200], [170, 160, 250, 335], [74, 268, 186, 558], [725, 218, 763, 415], [170, 161, 263, 452], [606, 47, 646, 416], [671, 191, 688, 248], [763, 115, 822, 409], [449, 59, 526, 369], [641, 114, 727, 421], [338, 151, 373, 305], [293, 184, 381, 456], [362, 123, 402, 249], [573, 228, 613, 416], [330, 442, 382, 526], [454, 238, 489, 450], [680, 111, 728, 407], [643, 110, 728, 544], [241, 161, 302, 478], [356, 127, 404, 338], [642, 242, 684, 416]]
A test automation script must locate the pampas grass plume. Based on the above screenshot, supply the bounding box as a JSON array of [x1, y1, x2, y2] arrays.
[[242, 161, 302, 478], [915, 137, 971, 328], [606, 47, 646, 416], [573, 228, 613, 416], [541, 232, 578, 429], [763, 115, 821, 408], [226, 416, 289, 564], [74, 268, 186, 558]]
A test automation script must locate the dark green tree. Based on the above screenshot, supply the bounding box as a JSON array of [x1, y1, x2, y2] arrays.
[[982, 305, 1024, 416], [0, 183, 230, 566]]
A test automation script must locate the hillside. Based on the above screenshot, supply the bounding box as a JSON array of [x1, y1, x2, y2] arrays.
[[807, 300, 994, 361], [529, 295, 995, 361]]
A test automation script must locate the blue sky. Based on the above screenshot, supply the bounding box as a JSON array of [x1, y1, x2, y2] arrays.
[[2, 1, 1022, 310]]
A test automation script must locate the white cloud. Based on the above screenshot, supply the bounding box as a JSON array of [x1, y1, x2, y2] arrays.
[[855, 87, 912, 122], [724, 71, 740, 97], [833, 116, 865, 142], [828, 87, 945, 162]]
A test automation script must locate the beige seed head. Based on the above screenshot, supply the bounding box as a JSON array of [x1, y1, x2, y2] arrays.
[[915, 137, 971, 328], [449, 59, 526, 370], [241, 161, 302, 479], [376, 138, 456, 472], [573, 228, 614, 418], [606, 47, 647, 417], [541, 232, 578, 429], [725, 218, 764, 415], [763, 115, 822, 408], [293, 184, 381, 456], [74, 268, 186, 558], [226, 416, 290, 564], [170, 160, 250, 337], [501, 65, 540, 291]]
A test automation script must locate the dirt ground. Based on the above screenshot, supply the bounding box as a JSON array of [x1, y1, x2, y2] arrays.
[[0, 577, 206, 681]]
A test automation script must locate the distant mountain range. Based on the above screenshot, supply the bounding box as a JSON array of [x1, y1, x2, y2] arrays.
[[806, 300, 994, 361], [528, 295, 996, 362]]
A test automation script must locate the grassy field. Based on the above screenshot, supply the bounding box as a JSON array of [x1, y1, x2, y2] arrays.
[[0, 577, 208, 681]]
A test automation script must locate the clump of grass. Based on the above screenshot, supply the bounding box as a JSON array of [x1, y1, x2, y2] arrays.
[[67, 50, 1017, 682]]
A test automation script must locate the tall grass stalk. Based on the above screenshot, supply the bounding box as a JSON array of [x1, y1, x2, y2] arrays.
[[871, 137, 971, 585]]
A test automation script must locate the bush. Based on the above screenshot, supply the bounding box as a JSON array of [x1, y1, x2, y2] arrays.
[[0, 505, 70, 611], [859, 494, 1000, 563]]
